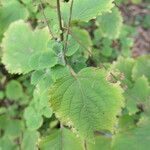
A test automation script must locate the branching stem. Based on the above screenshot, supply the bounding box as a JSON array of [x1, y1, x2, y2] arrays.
[[56, 0, 77, 77]]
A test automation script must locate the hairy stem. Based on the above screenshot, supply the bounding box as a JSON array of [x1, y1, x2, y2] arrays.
[[56, 0, 64, 41], [60, 124, 64, 150], [40, 0, 55, 39], [64, 0, 74, 53], [56, 0, 76, 77]]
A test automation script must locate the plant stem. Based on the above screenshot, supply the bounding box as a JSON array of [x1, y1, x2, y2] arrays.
[[64, 0, 74, 53], [56, 0, 76, 77], [40, 0, 55, 39], [60, 124, 64, 150], [56, 0, 64, 41], [84, 140, 88, 150]]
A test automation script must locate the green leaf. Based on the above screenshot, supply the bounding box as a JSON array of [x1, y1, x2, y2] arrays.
[[0, 135, 17, 150], [48, 40, 66, 66], [2, 20, 50, 74], [125, 76, 150, 114], [5, 80, 23, 100], [51, 65, 70, 81], [24, 104, 43, 130], [29, 51, 58, 70], [6, 121, 24, 138], [49, 67, 124, 140], [31, 70, 45, 85], [69, 52, 87, 72], [0, 1, 29, 41], [132, 55, 150, 82], [0, 91, 4, 100], [118, 114, 137, 131], [21, 130, 39, 150], [66, 35, 80, 57], [71, 27, 92, 52], [96, 8, 123, 39], [101, 39, 113, 57], [61, 0, 114, 22], [112, 57, 135, 87], [112, 118, 150, 150], [25, 69, 53, 130], [39, 128, 83, 150]]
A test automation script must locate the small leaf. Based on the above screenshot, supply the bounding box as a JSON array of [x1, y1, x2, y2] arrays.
[[31, 70, 45, 85], [71, 27, 92, 52], [25, 69, 53, 130], [96, 8, 123, 39], [6, 80, 23, 100], [24, 104, 43, 130], [112, 57, 135, 87], [21, 130, 39, 150], [132, 55, 150, 82], [66, 35, 80, 57], [125, 76, 150, 114], [51, 65, 70, 81]]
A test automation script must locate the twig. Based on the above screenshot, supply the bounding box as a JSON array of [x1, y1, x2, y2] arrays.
[[60, 124, 64, 150], [40, 0, 55, 39], [64, 0, 74, 53], [67, 64, 77, 78], [84, 140, 88, 150], [56, 0, 77, 78], [56, 0, 64, 41]]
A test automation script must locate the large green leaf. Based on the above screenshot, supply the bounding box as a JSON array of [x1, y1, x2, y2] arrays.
[[49, 67, 124, 140], [61, 0, 114, 22], [2, 20, 54, 74]]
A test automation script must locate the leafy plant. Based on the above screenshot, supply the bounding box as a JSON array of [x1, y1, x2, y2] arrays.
[[0, 0, 150, 149]]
